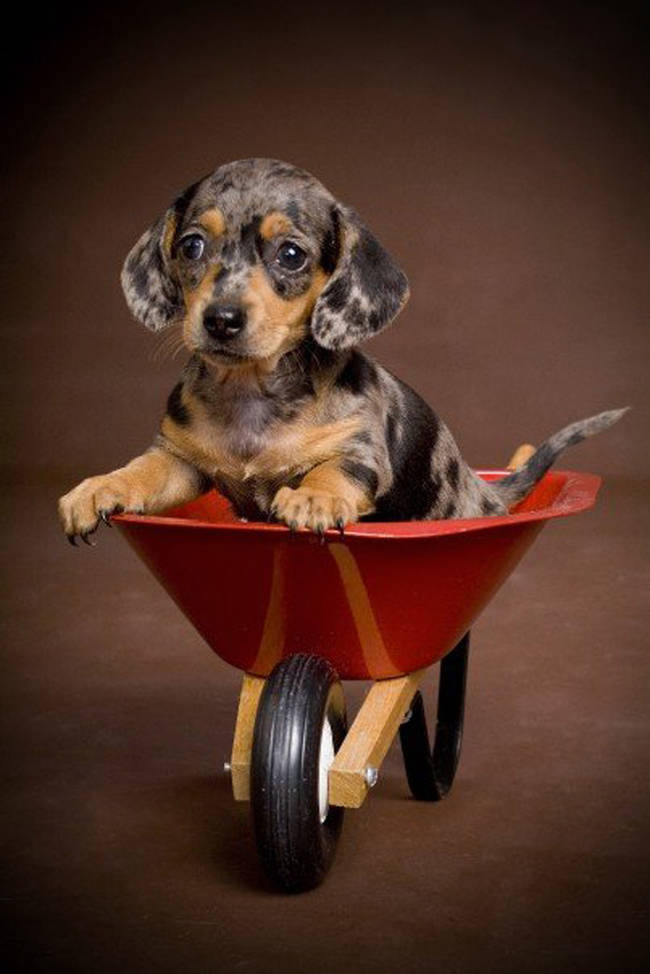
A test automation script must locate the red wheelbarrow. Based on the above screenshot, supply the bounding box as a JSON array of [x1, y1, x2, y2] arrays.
[[113, 456, 602, 891]]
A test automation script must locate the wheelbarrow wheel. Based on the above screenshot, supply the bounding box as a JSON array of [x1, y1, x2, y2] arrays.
[[399, 631, 470, 801], [251, 653, 347, 892]]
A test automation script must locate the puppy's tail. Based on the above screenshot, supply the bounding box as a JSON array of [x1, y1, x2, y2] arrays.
[[493, 407, 629, 507]]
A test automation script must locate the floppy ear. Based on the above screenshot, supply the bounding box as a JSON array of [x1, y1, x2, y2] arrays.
[[311, 205, 409, 350], [120, 208, 183, 330]]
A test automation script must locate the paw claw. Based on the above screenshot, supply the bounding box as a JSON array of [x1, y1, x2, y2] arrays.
[[67, 534, 78, 547], [58, 477, 131, 543]]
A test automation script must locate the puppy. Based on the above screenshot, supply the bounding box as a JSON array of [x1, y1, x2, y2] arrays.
[[58, 158, 625, 543]]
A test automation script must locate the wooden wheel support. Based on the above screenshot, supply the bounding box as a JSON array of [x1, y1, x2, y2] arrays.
[[230, 673, 266, 800], [328, 670, 425, 807], [230, 668, 425, 809]]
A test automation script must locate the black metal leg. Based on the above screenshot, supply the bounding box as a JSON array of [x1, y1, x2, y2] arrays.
[[398, 631, 470, 801]]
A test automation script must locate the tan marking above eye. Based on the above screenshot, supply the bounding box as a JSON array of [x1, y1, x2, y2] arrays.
[[260, 211, 293, 240], [198, 207, 226, 238]]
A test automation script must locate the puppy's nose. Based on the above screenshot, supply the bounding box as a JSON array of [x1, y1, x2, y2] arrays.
[[203, 305, 246, 341]]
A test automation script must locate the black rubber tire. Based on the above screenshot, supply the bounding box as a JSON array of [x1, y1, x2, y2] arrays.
[[250, 654, 347, 892], [399, 631, 470, 801]]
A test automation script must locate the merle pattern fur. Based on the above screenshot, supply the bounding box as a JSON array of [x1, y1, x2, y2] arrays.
[[59, 159, 626, 543]]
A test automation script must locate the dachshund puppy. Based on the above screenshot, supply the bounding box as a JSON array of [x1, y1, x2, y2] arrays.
[[58, 159, 625, 543]]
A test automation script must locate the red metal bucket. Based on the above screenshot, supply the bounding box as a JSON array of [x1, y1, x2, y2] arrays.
[[113, 470, 600, 680]]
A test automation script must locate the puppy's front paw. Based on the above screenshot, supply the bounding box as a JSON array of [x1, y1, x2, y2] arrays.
[[271, 485, 356, 534], [58, 474, 145, 545]]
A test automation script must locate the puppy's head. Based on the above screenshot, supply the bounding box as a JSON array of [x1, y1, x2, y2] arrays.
[[121, 159, 409, 363]]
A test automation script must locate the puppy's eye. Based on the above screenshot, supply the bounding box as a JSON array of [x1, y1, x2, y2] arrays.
[[276, 241, 307, 272], [179, 234, 205, 261]]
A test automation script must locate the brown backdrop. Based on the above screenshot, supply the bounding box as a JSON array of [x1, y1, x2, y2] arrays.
[[3, 3, 649, 972]]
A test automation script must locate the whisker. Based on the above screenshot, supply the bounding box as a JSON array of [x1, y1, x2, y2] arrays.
[[150, 324, 187, 364]]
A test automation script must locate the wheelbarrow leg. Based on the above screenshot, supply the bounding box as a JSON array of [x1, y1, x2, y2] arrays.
[[398, 631, 470, 800], [230, 673, 266, 801]]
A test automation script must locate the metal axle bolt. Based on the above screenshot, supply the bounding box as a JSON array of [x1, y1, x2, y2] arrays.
[[364, 765, 379, 788]]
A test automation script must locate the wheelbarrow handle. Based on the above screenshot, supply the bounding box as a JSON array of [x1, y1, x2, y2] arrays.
[[507, 443, 536, 470], [398, 631, 470, 801]]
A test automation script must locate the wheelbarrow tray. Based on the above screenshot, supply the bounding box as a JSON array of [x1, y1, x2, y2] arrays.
[[113, 470, 600, 680]]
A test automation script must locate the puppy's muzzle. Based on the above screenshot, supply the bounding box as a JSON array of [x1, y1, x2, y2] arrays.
[[203, 304, 246, 342]]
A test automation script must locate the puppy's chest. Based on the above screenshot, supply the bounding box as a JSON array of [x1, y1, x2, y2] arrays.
[[219, 393, 282, 458], [166, 397, 287, 479], [166, 389, 303, 476], [163, 388, 361, 494]]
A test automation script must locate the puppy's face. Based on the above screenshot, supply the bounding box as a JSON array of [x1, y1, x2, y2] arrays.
[[122, 159, 409, 358], [171, 181, 338, 365]]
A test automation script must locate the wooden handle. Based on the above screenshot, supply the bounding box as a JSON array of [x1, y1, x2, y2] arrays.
[[506, 443, 536, 470]]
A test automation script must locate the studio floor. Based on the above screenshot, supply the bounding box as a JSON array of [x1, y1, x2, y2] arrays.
[[3, 477, 648, 973]]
